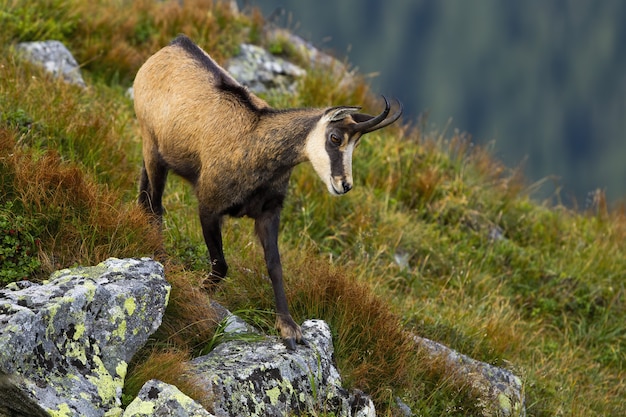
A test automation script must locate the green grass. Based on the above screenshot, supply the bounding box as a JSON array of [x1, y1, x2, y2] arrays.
[[1, 1, 625, 416]]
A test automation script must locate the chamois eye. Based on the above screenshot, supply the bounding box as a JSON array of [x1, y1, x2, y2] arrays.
[[329, 133, 341, 146]]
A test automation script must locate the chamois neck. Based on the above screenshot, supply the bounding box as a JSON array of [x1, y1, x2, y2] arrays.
[[257, 108, 325, 166]]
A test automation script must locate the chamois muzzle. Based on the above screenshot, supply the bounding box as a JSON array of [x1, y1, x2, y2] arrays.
[[352, 96, 403, 134]]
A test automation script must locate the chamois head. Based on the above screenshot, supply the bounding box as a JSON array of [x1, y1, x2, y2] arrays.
[[305, 96, 403, 195]]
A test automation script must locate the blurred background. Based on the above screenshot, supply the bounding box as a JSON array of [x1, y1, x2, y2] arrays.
[[244, 0, 626, 207]]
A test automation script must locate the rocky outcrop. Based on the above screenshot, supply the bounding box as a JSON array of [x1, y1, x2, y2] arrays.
[[16, 40, 86, 87], [0, 258, 170, 417], [0, 257, 376, 417], [189, 319, 375, 417], [0, 253, 527, 417], [264, 27, 357, 89], [414, 335, 525, 417], [226, 43, 306, 95]]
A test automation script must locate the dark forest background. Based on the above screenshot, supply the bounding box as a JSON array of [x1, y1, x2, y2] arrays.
[[245, 0, 626, 206]]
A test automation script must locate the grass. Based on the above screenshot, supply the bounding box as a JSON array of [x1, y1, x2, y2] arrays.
[[1, 1, 625, 416]]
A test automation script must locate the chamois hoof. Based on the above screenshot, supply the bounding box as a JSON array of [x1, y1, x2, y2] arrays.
[[282, 336, 309, 351], [276, 314, 304, 350], [283, 337, 297, 351], [202, 271, 224, 292]]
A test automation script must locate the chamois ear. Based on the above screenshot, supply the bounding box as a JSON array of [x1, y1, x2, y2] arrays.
[[351, 113, 375, 123], [325, 106, 362, 122]]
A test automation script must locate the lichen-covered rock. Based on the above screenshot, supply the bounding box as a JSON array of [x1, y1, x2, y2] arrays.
[[414, 335, 526, 417], [227, 43, 305, 95], [123, 380, 215, 417], [189, 319, 375, 417], [209, 300, 260, 336], [264, 28, 357, 90], [0, 258, 170, 417], [16, 40, 86, 87]]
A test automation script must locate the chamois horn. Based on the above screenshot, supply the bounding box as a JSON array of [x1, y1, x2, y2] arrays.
[[353, 96, 403, 134]]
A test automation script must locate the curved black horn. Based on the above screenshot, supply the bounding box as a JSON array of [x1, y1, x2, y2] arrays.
[[362, 98, 403, 133], [352, 96, 391, 132]]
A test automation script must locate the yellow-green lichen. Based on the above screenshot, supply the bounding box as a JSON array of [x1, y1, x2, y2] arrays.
[[86, 355, 123, 403], [112, 319, 127, 340], [45, 303, 60, 337], [266, 386, 281, 405], [497, 392, 512, 414], [172, 387, 196, 407], [124, 297, 136, 316], [123, 398, 155, 415], [103, 406, 124, 417], [48, 402, 72, 417], [73, 322, 86, 340], [116, 361, 127, 379], [64, 339, 87, 366]]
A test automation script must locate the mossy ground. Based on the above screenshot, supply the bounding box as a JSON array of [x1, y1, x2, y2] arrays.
[[1, 1, 624, 415]]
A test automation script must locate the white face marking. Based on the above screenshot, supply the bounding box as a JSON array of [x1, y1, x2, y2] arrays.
[[305, 114, 355, 196], [305, 115, 334, 194]]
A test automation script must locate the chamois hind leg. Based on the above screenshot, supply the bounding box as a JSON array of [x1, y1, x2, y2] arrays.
[[254, 207, 305, 350], [139, 157, 168, 223], [199, 208, 228, 289]]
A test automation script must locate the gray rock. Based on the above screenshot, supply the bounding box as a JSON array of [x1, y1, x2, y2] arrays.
[[227, 43, 305, 95], [0, 258, 170, 417], [265, 28, 357, 89], [123, 380, 215, 417], [189, 319, 375, 417], [209, 300, 260, 336], [16, 40, 86, 87], [414, 335, 525, 417]]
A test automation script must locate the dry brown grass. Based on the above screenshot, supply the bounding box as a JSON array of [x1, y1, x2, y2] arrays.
[[0, 127, 161, 276], [151, 264, 220, 354], [70, 0, 262, 84]]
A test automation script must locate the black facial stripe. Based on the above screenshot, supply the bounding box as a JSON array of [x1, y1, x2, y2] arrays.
[[325, 140, 345, 177]]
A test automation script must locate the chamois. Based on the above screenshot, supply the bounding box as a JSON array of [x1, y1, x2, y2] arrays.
[[134, 35, 402, 349]]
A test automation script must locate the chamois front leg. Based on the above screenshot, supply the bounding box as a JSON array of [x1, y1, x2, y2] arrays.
[[254, 208, 305, 350], [199, 208, 228, 289]]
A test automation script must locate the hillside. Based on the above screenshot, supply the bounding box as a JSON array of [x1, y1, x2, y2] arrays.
[[1, 1, 625, 416], [252, 0, 626, 205]]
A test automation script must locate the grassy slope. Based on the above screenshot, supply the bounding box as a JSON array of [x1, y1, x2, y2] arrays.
[[1, 1, 624, 415]]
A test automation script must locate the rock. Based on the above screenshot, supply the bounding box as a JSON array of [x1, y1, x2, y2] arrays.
[[189, 319, 375, 417], [265, 28, 357, 89], [123, 380, 215, 417], [0, 258, 170, 417], [16, 40, 86, 87], [414, 335, 526, 417], [209, 300, 260, 336], [227, 43, 305, 95], [395, 396, 413, 417]]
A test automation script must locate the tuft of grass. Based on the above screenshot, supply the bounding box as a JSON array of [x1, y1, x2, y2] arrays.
[[0, 127, 160, 277], [70, 0, 260, 85], [0, 0, 77, 43], [149, 264, 220, 355], [0, 201, 42, 283], [0, 54, 140, 192]]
